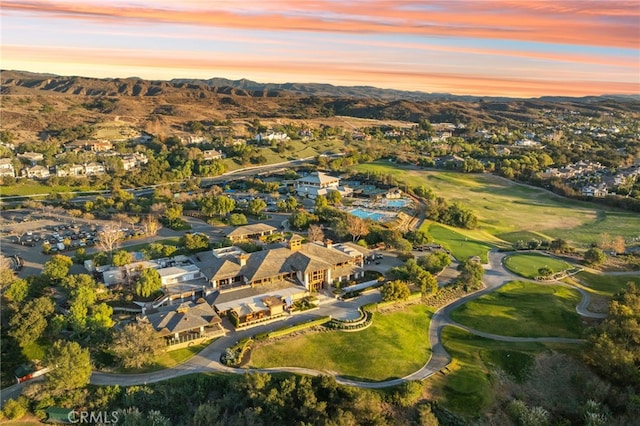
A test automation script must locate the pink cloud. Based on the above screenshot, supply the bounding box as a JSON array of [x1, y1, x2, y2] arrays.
[[2, 0, 638, 48]]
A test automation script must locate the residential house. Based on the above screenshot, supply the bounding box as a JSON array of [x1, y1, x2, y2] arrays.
[[140, 299, 225, 344], [582, 184, 608, 198], [24, 165, 50, 179], [225, 223, 277, 243], [83, 162, 105, 176], [202, 149, 224, 161], [255, 131, 290, 143], [0, 158, 15, 177], [196, 235, 367, 292], [18, 152, 44, 164], [65, 139, 112, 152], [55, 163, 84, 177], [120, 152, 148, 171]]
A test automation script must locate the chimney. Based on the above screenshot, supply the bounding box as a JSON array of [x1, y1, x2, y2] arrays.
[[239, 254, 248, 266], [325, 239, 333, 249]]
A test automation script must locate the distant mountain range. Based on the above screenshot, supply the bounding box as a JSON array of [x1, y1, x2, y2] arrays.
[[3, 70, 639, 103]]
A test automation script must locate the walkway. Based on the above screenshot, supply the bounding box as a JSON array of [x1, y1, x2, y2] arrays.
[[1, 250, 613, 403]]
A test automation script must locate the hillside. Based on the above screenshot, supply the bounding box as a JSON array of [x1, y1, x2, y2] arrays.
[[2, 70, 639, 144]]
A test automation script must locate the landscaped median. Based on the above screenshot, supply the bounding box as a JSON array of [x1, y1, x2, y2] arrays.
[[503, 252, 570, 279], [449, 281, 583, 338], [248, 305, 433, 381]]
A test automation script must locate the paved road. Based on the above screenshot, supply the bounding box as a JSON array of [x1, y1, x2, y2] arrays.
[[1, 250, 612, 402]]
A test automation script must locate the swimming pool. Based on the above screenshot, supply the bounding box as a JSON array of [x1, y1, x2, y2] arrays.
[[383, 199, 410, 208], [349, 208, 391, 222]]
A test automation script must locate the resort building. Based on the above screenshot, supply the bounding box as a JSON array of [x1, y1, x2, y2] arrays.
[[140, 299, 225, 345], [225, 223, 277, 243], [195, 235, 367, 292], [295, 172, 353, 198]]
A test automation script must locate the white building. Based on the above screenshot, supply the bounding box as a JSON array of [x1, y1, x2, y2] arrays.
[[24, 165, 50, 179], [295, 172, 352, 198], [0, 158, 16, 177]]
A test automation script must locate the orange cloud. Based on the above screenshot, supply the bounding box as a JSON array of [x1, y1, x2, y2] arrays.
[[4, 43, 637, 97], [2, 0, 638, 48]]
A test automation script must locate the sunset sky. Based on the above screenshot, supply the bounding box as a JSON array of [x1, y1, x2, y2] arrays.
[[1, 0, 639, 97]]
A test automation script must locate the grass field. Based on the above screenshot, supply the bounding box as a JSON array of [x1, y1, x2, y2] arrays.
[[422, 221, 492, 262], [425, 327, 574, 416], [116, 340, 214, 374], [449, 281, 583, 338], [356, 162, 640, 246], [503, 253, 570, 278], [0, 182, 95, 197], [569, 271, 640, 297], [249, 305, 432, 381], [120, 237, 182, 253]]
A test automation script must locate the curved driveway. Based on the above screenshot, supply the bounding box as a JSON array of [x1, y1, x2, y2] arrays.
[[1, 250, 608, 403]]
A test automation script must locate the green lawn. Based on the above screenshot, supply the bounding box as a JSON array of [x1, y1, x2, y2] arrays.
[[116, 339, 214, 374], [503, 253, 570, 279], [422, 221, 492, 263], [250, 305, 432, 381], [425, 327, 571, 416], [356, 162, 640, 247], [119, 237, 182, 253], [570, 271, 640, 297], [450, 281, 583, 338], [0, 182, 95, 197]]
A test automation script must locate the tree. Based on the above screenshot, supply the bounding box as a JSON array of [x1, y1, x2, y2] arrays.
[[289, 211, 318, 230], [612, 236, 626, 254], [416, 270, 438, 295], [248, 198, 267, 215], [42, 254, 73, 282], [89, 303, 114, 330], [5, 278, 29, 304], [135, 268, 162, 298], [181, 233, 210, 251], [550, 239, 571, 254], [112, 322, 164, 368], [381, 280, 411, 302], [406, 229, 431, 246], [112, 250, 133, 267], [418, 252, 451, 274], [45, 340, 92, 394], [307, 224, 324, 242], [584, 247, 606, 266], [457, 260, 484, 289], [9, 296, 55, 346], [538, 267, 553, 279], [345, 214, 370, 242], [2, 397, 28, 420], [97, 226, 124, 261], [141, 215, 161, 236], [68, 283, 97, 330], [228, 213, 248, 226], [326, 190, 342, 205], [200, 195, 235, 218], [314, 195, 328, 211], [164, 203, 183, 221], [586, 282, 640, 388]]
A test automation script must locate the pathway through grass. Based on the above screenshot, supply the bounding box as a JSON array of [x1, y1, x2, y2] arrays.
[[250, 305, 432, 381], [503, 253, 570, 279], [450, 281, 583, 338]]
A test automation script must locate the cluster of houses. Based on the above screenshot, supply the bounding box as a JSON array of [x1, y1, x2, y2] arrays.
[[0, 138, 151, 179], [93, 224, 369, 345], [541, 160, 640, 198]]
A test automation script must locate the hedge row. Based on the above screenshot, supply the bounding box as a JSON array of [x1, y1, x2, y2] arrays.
[[256, 316, 332, 340]]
